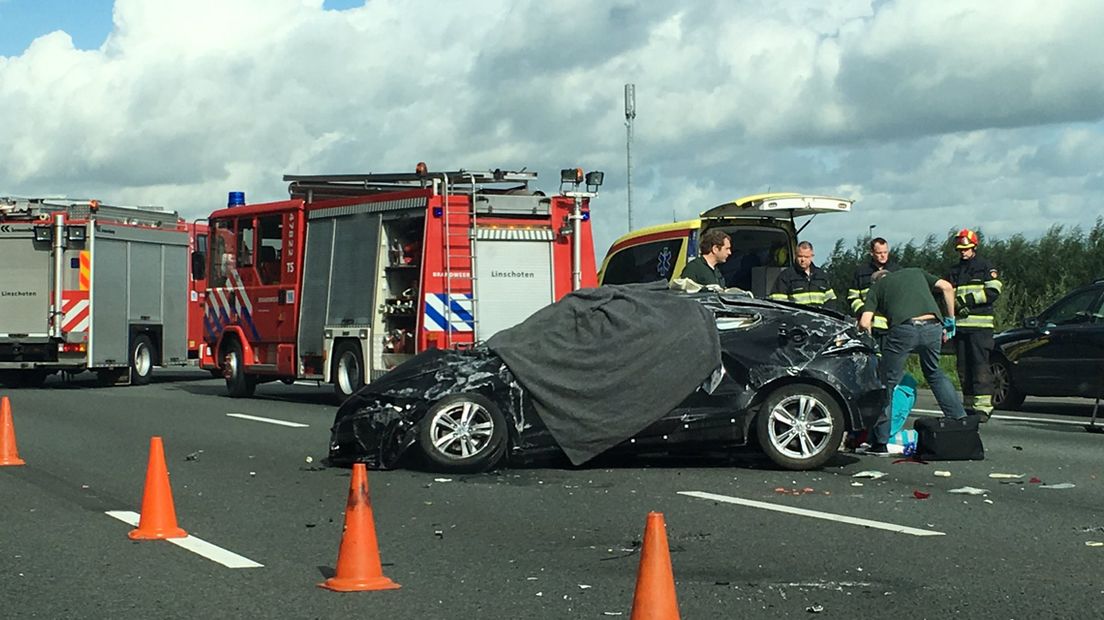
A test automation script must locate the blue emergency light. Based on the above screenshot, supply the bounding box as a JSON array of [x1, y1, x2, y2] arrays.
[[228, 191, 246, 207]]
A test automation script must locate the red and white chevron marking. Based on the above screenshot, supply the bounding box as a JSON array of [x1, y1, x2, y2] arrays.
[[61, 290, 90, 333]]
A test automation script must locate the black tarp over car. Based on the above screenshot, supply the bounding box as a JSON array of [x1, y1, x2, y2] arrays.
[[486, 283, 722, 465]]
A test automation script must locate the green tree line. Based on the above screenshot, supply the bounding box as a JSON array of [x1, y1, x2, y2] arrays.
[[823, 217, 1104, 330]]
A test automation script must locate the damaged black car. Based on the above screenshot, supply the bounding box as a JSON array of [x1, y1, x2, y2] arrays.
[[329, 283, 883, 472]]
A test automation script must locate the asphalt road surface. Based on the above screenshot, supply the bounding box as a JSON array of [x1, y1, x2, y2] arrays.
[[3, 370, 1103, 619]]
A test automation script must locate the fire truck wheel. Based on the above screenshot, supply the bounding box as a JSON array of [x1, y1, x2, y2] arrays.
[[223, 340, 256, 398], [332, 341, 365, 400], [129, 334, 155, 386], [418, 393, 507, 473]]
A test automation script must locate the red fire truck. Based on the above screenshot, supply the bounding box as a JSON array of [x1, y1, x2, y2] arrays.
[[198, 165, 603, 399], [0, 197, 208, 387]]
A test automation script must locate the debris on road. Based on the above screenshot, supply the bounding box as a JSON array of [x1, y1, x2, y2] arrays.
[[1039, 483, 1076, 490], [988, 473, 1023, 479], [912, 490, 931, 500], [948, 487, 989, 495], [305, 455, 313, 463], [1029, 477, 1042, 484], [934, 470, 952, 477], [578, 584, 592, 590], [984, 499, 994, 504], [806, 604, 824, 613], [853, 470, 886, 479], [185, 450, 203, 462]]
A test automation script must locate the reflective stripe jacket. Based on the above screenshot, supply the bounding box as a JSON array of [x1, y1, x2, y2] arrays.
[[948, 255, 1002, 329], [770, 264, 838, 309], [847, 259, 900, 330]]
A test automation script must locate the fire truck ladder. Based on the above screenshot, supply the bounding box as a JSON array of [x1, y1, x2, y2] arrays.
[[441, 174, 479, 347], [1, 198, 180, 228]]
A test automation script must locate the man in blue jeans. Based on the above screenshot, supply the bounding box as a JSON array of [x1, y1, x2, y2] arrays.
[[858, 268, 966, 455]]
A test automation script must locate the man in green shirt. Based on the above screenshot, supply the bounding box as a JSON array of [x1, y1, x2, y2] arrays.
[[859, 268, 966, 455], [679, 229, 731, 288]]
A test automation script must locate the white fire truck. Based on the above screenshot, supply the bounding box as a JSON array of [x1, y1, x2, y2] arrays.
[[198, 165, 603, 399], [0, 197, 207, 387]]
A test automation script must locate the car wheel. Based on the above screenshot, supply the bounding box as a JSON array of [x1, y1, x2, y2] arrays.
[[756, 384, 844, 471], [129, 334, 155, 386], [417, 393, 507, 473], [332, 341, 365, 401], [223, 340, 256, 398], [990, 358, 1025, 411]]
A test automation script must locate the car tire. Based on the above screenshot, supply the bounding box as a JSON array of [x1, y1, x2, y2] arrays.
[[417, 393, 507, 473], [990, 358, 1025, 411], [223, 339, 256, 398], [332, 341, 365, 401], [129, 334, 155, 386], [756, 384, 844, 471]]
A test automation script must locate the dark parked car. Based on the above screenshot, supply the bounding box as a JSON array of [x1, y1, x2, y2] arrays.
[[329, 284, 883, 472], [991, 279, 1104, 410]]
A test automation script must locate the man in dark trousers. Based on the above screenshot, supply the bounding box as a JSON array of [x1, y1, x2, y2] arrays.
[[859, 268, 966, 455], [847, 237, 900, 349], [770, 241, 837, 309], [947, 228, 1002, 421], [679, 228, 731, 288]]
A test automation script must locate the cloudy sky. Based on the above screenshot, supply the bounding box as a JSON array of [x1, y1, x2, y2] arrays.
[[2, 0, 1102, 262]]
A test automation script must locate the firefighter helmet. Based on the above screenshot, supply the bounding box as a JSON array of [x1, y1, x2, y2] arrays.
[[955, 228, 978, 250]]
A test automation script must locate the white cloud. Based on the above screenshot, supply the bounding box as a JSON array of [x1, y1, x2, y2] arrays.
[[1, 0, 1102, 262]]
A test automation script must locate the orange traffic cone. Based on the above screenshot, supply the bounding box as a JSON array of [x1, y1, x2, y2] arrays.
[[128, 436, 187, 540], [0, 396, 26, 466], [319, 463, 401, 592], [630, 512, 681, 620]]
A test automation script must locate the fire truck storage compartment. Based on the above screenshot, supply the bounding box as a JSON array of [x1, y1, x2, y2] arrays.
[[89, 224, 189, 367], [473, 227, 555, 340], [297, 199, 410, 377], [0, 233, 51, 338], [376, 213, 423, 373]]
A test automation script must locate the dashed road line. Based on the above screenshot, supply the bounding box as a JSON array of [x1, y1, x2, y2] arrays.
[[226, 413, 309, 428], [679, 491, 945, 537], [105, 511, 264, 568]]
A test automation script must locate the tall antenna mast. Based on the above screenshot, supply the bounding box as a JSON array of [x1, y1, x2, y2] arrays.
[[624, 83, 636, 232]]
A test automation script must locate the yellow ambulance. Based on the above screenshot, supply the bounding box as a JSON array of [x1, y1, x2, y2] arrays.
[[598, 193, 853, 298]]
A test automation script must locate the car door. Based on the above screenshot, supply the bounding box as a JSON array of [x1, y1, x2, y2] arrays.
[[1013, 287, 1104, 395]]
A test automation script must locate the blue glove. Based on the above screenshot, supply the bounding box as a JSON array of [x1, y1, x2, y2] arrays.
[[943, 316, 956, 340]]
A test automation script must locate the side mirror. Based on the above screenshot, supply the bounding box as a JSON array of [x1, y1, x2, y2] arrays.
[[191, 251, 206, 281], [1022, 316, 1038, 329]]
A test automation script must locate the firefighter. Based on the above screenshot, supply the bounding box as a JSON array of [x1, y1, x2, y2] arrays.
[[947, 228, 1002, 421], [770, 241, 837, 309], [679, 228, 731, 288], [847, 237, 900, 349]]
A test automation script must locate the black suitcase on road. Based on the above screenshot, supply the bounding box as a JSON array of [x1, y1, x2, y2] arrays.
[[914, 414, 985, 460]]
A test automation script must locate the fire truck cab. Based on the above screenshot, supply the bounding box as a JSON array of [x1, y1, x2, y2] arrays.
[[0, 197, 206, 387], [199, 166, 602, 399]]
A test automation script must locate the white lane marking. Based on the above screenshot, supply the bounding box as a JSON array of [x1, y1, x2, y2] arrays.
[[226, 413, 309, 428], [679, 491, 945, 537], [913, 408, 1090, 426], [105, 511, 264, 568]]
